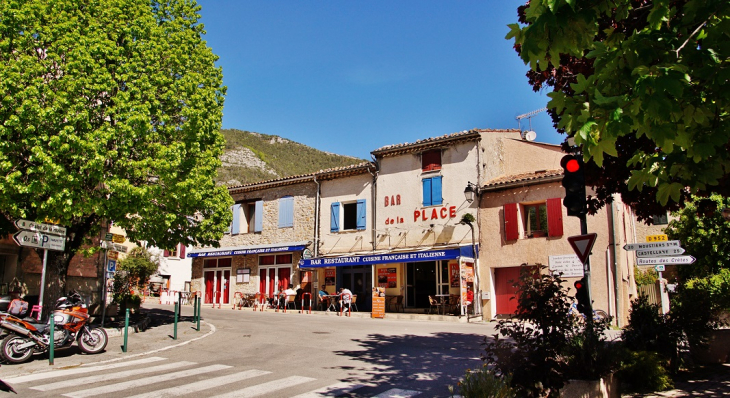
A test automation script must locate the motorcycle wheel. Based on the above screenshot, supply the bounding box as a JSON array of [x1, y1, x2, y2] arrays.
[[77, 327, 108, 354], [1, 334, 35, 364]]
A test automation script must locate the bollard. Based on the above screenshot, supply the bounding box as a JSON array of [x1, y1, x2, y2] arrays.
[[196, 296, 201, 331], [193, 295, 198, 320], [123, 308, 129, 353], [49, 312, 55, 365], [173, 302, 178, 340]]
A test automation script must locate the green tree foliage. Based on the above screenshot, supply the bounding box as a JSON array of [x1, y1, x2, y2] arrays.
[[0, 0, 233, 305], [507, 1, 729, 220], [117, 247, 158, 288], [664, 194, 730, 279]]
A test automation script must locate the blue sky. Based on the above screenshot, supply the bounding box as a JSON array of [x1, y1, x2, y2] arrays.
[[196, 1, 561, 159]]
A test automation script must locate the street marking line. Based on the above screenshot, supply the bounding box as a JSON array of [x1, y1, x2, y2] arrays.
[[62, 364, 231, 398], [31, 361, 197, 391], [3, 357, 167, 384], [210, 375, 316, 398], [290, 382, 365, 397], [373, 388, 422, 398], [125, 369, 271, 398]]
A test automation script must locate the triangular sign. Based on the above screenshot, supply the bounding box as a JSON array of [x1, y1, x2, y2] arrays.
[[567, 233, 598, 265]]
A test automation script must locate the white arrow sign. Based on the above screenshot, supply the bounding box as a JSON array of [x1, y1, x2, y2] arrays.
[[624, 240, 681, 251], [636, 256, 696, 265], [636, 247, 686, 257], [14, 219, 67, 236], [13, 230, 65, 251]]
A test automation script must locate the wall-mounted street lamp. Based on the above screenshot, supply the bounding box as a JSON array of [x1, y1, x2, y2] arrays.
[[464, 182, 477, 203]]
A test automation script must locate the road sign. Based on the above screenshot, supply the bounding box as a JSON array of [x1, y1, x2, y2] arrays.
[[14, 219, 66, 236], [100, 241, 128, 253], [567, 233, 597, 265], [636, 256, 696, 265], [655, 265, 666, 272], [646, 234, 668, 242], [623, 240, 681, 251], [13, 230, 65, 251], [104, 233, 114, 241], [107, 251, 119, 260], [107, 260, 117, 272], [636, 247, 686, 257], [111, 234, 126, 244]]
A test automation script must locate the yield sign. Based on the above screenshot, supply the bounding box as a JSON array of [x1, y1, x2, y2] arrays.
[[567, 233, 597, 265]]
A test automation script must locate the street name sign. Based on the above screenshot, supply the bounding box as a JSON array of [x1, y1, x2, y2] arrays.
[[636, 256, 696, 265], [636, 247, 686, 257], [14, 219, 66, 236], [13, 230, 65, 251], [567, 233, 597, 265], [623, 240, 681, 251]]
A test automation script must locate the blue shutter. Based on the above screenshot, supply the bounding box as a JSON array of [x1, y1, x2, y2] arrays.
[[432, 176, 443, 205], [279, 196, 294, 228], [330, 202, 340, 233], [231, 204, 241, 234], [254, 200, 263, 232], [422, 178, 432, 206], [356, 199, 366, 230]]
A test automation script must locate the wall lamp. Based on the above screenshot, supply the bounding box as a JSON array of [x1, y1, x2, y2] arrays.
[[464, 182, 477, 203]]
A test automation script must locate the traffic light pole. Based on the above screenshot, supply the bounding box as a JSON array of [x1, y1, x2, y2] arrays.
[[579, 214, 594, 317]]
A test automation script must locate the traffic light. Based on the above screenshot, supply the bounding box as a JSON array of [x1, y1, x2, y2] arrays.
[[561, 154, 586, 217], [574, 278, 591, 318]]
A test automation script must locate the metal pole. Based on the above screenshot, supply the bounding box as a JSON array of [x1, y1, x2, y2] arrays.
[[101, 249, 108, 328], [196, 297, 201, 331], [48, 311, 55, 365], [580, 214, 594, 317], [173, 302, 178, 340], [123, 308, 129, 352], [39, 249, 48, 316], [193, 294, 198, 320], [470, 224, 481, 317]]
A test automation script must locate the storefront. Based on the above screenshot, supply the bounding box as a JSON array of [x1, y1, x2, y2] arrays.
[[299, 245, 477, 314]]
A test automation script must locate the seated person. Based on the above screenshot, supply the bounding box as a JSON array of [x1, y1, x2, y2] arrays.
[[338, 287, 353, 312], [318, 285, 330, 310], [282, 284, 297, 308]]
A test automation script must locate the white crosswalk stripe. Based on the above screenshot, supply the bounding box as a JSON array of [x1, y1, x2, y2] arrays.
[[62, 364, 231, 398], [9, 355, 425, 398], [3, 356, 167, 384]]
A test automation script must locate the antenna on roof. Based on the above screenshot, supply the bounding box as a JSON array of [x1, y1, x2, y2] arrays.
[[516, 108, 547, 141]]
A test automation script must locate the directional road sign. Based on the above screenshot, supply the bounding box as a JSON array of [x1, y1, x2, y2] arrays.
[[567, 233, 597, 265], [655, 265, 666, 272], [636, 247, 686, 257], [100, 241, 128, 253], [13, 230, 65, 251], [636, 256, 696, 265], [14, 219, 66, 236], [623, 240, 681, 251]]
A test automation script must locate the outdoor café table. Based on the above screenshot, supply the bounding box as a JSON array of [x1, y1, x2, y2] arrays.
[[325, 295, 340, 312], [435, 294, 450, 315]]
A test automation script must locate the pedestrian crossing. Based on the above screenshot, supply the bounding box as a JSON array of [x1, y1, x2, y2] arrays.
[[3, 356, 426, 397]]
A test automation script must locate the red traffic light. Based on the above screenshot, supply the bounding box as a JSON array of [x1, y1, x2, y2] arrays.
[[565, 159, 580, 173], [574, 280, 583, 289]]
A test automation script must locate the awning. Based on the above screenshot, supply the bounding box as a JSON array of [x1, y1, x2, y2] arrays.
[[298, 245, 477, 268], [187, 241, 309, 258]]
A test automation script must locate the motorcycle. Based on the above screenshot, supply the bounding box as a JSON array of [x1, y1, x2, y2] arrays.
[[0, 291, 108, 364]]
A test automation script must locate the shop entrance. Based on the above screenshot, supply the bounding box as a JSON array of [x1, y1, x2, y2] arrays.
[[259, 267, 291, 298], [406, 261, 437, 308], [204, 269, 230, 305], [339, 266, 372, 311]]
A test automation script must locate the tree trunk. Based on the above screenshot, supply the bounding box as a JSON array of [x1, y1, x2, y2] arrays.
[[40, 249, 71, 320]]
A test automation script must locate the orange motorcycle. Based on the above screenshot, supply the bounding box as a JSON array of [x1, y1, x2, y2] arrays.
[[0, 291, 108, 364]]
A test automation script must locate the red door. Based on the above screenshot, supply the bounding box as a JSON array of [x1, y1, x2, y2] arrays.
[[260, 269, 266, 295], [495, 267, 522, 315], [215, 272, 222, 304], [278, 268, 290, 291], [204, 271, 214, 304], [222, 270, 230, 304]]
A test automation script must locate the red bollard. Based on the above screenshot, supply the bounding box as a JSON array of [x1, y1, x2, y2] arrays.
[[301, 292, 312, 314]]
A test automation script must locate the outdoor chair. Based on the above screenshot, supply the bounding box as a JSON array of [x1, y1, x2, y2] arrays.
[[394, 295, 404, 312], [428, 295, 443, 315], [350, 294, 358, 312], [286, 295, 297, 310]]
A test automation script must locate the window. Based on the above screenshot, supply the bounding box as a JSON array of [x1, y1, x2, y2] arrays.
[[278, 196, 294, 228], [259, 254, 293, 265], [422, 176, 443, 206], [331, 200, 366, 232], [204, 258, 232, 268], [422, 149, 442, 172], [503, 198, 563, 240], [652, 213, 668, 225], [232, 200, 263, 234], [163, 244, 182, 258]]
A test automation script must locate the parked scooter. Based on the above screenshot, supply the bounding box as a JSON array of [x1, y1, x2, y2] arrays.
[[0, 291, 108, 364]]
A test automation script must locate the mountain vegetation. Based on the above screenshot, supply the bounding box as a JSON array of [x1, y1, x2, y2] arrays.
[[216, 129, 367, 186]]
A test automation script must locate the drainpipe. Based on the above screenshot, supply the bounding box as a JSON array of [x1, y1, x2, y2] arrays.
[[313, 176, 321, 257], [368, 158, 380, 297], [610, 199, 621, 327]]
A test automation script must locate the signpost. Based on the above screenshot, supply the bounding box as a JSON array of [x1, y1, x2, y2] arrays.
[[636, 256, 696, 266], [645, 234, 668, 242], [13, 219, 67, 317], [636, 247, 685, 257], [626, 238, 689, 315], [655, 265, 666, 272], [567, 233, 597, 267], [623, 241, 681, 251]]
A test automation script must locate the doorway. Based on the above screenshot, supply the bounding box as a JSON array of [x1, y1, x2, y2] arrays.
[[339, 266, 372, 311], [406, 261, 437, 309], [204, 269, 230, 305], [258, 267, 291, 298]]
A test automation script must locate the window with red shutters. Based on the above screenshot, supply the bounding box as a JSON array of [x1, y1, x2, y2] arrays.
[[421, 150, 441, 172], [163, 250, 170, 257], [179, 244, 186, 259], [546, 198, 564, 237], [504, 203, 519, 241]]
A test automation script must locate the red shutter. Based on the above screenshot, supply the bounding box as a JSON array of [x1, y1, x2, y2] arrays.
[[546, 198, 564, 237], [179, 244, 186, 259], [163, 250, 170, 257], [504, 203, 519, 241]]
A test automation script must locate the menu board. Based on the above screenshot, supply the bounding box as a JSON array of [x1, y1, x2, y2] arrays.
[[371, 287, 385, 318]]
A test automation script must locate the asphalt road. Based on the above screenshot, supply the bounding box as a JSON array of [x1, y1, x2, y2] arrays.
[[2, 303, 498, 397]]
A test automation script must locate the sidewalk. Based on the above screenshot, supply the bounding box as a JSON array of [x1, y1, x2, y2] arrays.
[[0, 305, 213, 379]]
